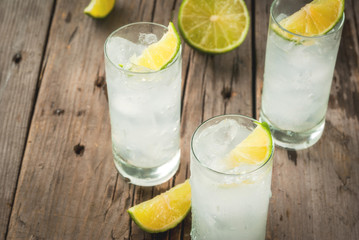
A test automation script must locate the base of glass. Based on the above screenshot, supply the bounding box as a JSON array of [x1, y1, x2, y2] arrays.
[[260, 112, 325, 150], [113, 150, 180, 186]]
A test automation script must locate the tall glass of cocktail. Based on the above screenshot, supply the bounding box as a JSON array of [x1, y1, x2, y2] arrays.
[[260, 0, 344, 149], [104, 22, 182, 186], [190, 115, 274, 239]]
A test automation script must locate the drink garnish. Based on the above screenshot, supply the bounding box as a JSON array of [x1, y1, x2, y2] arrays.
[[225, 122, 273, 168], [133, 22, 181, 71], [178, 0, 250, 54], [273, 0, 344, 40], [127, 180, 191, 233], [84, 0, 115, 18]]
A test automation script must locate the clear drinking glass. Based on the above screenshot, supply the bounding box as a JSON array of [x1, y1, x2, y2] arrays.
[[104, 22, 182, 186], [260, 0, 344, 150], [190, 115, 274, 240]]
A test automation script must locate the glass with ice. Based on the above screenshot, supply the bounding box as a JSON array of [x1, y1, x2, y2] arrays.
[[260, 0, 344, 149], [104, 22, 182, 186], [190, 115, 274, 240]]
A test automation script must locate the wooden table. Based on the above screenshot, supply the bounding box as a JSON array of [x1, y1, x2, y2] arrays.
[[1, 0, 358, 239]]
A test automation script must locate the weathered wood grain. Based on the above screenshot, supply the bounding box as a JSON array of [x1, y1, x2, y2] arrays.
[[125, 1, 189, 240], [172, 1, 255, 240], [0, 0, 55, 239], [3, 0, 359, 239], [254, 0, 270, 116], [7, 0, 132, 239], [6, 0, 194, 239], [255, 0, 359, 239]]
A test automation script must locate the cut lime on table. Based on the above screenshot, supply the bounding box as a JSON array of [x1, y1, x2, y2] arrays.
[[273, 0, 345, 40], [84, 0, 115, 18], [128, 180, 191, 233], [178, 0, 250, 54], [226, 122, 273, 167], [134, 22, 181, 71]]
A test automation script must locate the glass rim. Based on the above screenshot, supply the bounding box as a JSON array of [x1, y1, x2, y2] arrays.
[[104, 22, 182, 75], [190, 114, 274, 177], [270, 0, 345, 39]]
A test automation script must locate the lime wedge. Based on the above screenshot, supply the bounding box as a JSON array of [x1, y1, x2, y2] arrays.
[[273, 0, 345, 40], [178, 0, 250, 54], [226, 122, 273, 167], [128, 180, 191, 233], [134, 22, 181, 71], [84, 0, 115, 18]]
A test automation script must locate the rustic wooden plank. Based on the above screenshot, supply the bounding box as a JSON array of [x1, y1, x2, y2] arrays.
[[255, 0, 359, 239], [110, 1, 178, 238], [314, 0, 359, 237], [254, 0, 270, 117], [7, 0, 136, 239], [254, 1, 318, 238], [167, 2, 194, 239], [0, 0, 55, 239], [123, 1, 185, 240], [177, 49, 209, 240], [170, 1, 255, 240]]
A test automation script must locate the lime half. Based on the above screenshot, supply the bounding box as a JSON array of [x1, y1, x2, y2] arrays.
[[273, 0, 345, 40], [128, 180, 191, 233], [178, 0, 250, 54], [134, 22, 181, 71], [84, 0, 115, 18]]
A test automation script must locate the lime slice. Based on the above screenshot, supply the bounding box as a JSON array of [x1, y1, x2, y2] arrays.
[[178, 0, 250, 54], [273, 0, 345, 40], [84, 0, 115, 18], [128, 180, 191, 233], [227, 122, 273, 166], [134, 22, 181, 71]]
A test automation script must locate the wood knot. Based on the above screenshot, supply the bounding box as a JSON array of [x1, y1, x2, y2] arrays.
[[95, 76, 106, 88], [12, 52, 22, 64], [76, 110, 86, 116], [287, 150, 297, 166], [107, 186, 114, 198], [74, 143, 85, 156], [221, 87, 232, 100], [53, 109, 65, 115], [65, 12, 72, 23]]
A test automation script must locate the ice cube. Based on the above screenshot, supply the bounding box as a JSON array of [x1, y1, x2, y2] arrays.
[[194, 119, 244, 168], [106, 37, 145, 65], [139, 33, 158, 45], [212, 119, 240, 146], [276, 13, 288, 22]]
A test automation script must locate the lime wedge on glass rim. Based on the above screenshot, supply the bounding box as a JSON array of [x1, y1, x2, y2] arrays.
[[84, 0, 115, 18], [178, 0, 250, 54], [225, 122, 273, 168], [132, 22, 181, 71], [272, 0, 345, 41], [127, 180, 191, 233]]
